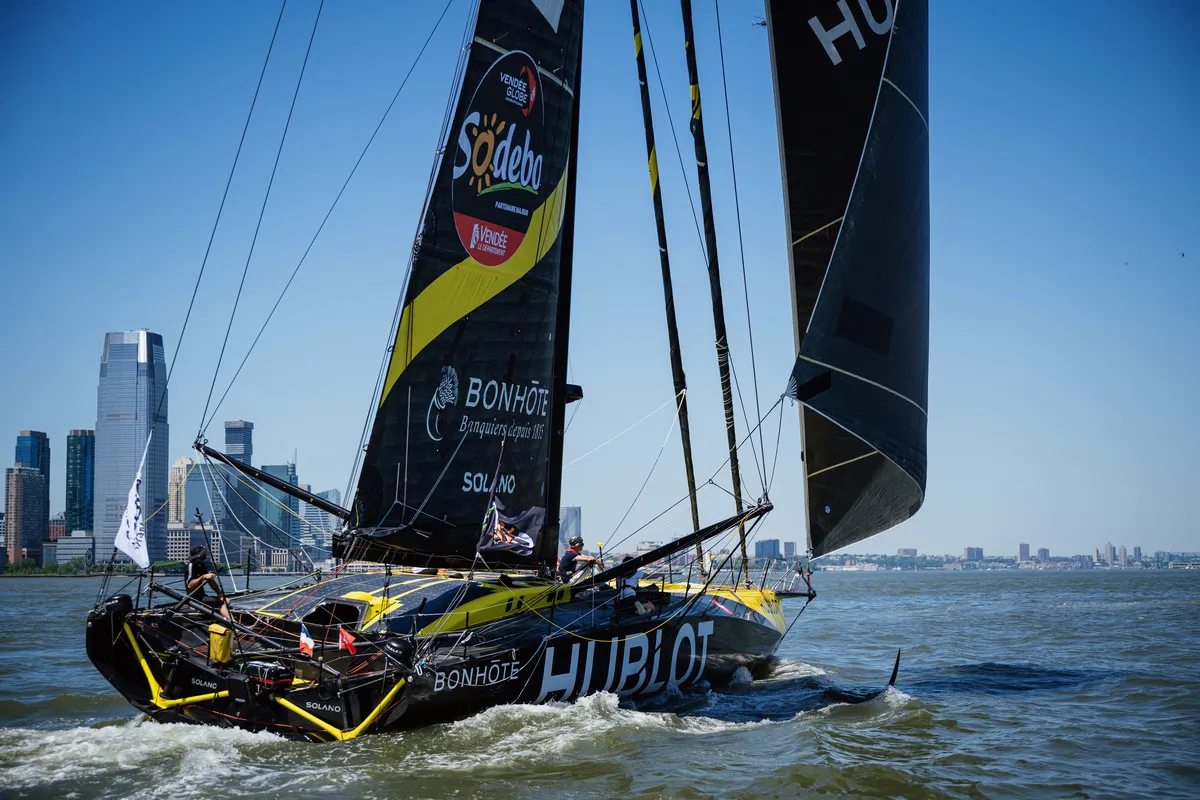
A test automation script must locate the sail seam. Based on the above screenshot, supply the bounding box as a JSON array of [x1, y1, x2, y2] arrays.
[[796, 354, 927, 415], [807, 450, 878, 479], [791, 216, 844, 247], [801, 0, 901, 338], [472, 37, 574, 95], [882, 77, 927, 130]]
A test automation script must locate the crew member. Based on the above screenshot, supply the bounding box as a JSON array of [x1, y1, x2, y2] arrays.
[[558, 536, 598, 582], [186, 545, 230, 620]]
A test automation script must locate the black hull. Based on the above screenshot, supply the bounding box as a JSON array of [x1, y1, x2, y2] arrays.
[[86, 580, 786, 741]]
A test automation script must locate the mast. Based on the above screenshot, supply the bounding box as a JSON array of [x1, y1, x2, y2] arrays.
[[542, 16, 585, 574], [629, 0, 703, 572], [678, 0, 749, 582]]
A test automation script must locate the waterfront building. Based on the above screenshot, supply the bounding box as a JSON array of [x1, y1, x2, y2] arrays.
[[1118, 545, 1127, 567], [94, 331, 169, 563], [168, 457, 194, 524], [784, 541, 797, 558], [65, 430, 95, 533], [298, 485, 337, 560], [14, 431, 50, 545], [58, 530, 95, 566], [5, 464, 47, 565], [260, 462, 300, 565], [1105, 543, 1116, 565], [166, 521, 210, 563], [897, 548, 917, 557], [42, 540, 57, 566], [1133, 546, 1142, 563], [965, 547, 984, 561], [222, 421, 260, 559], [49, 512, 66, 541], [1037, 547, 1050, 562], [1018, 542, 1031, 562], [185, 460, 226, 526], [755, 539, 781, 559]]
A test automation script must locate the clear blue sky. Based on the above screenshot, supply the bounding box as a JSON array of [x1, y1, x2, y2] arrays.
[[1, 0, 1197, 558]]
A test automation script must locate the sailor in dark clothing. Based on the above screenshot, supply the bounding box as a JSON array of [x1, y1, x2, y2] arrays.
[[558, 535, 598, 583], [186, 545, 230, 620]]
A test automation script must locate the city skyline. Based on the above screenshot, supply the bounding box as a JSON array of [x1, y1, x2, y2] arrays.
[[1, 1, 1197, 558]]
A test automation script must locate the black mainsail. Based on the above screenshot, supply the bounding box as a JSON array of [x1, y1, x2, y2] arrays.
[[339, 0, 585, 570], [767, 0, 929, 557]]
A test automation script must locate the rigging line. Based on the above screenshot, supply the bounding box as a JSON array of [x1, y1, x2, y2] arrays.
[[200, 0, 459, 432], [210, 457, 319, 554], [725, 350, 766, 493], [198, 0, 326, 436], [713, 0, 767, 482], [609, 392, 684, 542], [767, 394, 785, 490], [143, 461, 196, 523], [347, 0, 479, 505], [603, 396, 782, 554], [197, 460, 238, 593], [637, 0, 707, 264], [562, 393, 679, 468], [152, 0, 288, 439]]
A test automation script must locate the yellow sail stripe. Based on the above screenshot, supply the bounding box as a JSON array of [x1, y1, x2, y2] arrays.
[[380, 167, 570, 408], [690, 83, 701, 119], [648, 145, 658, 193], [634, 31, 642, 56]]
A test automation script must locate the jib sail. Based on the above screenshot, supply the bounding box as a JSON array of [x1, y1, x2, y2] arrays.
[[339, 0, 584, 569], [767, 0, 929, 557]]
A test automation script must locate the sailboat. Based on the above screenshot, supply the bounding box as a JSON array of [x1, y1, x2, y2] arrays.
[[86, 0, 928, 741]]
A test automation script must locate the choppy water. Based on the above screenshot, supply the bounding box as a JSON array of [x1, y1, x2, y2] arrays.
[[1, 570, 1197, 799]]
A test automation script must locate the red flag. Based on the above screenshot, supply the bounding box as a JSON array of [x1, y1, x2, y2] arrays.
[[338, 626, 357, 655]]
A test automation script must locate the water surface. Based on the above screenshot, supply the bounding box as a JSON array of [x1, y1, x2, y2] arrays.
[[1, 570, 1197, 798]]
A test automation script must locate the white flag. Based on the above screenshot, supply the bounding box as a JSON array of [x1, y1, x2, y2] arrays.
[[115, 431, 153, 568]]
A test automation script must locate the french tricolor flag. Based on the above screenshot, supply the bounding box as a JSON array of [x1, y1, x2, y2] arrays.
[[299, 623, 315, 657]]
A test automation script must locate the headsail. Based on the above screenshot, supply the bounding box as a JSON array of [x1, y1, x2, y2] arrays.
[[767, 0, 929, 557], [340, 0, 585, 569]]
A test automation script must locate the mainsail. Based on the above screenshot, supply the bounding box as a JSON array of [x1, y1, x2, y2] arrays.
[[767, 0, 929, 557], [340, 0, 585, 569]]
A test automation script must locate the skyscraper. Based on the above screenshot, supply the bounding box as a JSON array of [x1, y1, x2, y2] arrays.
[[94, 331, 169, 563], [784, 541, 797, 557], [185, 460, 226, 526], [65, 429, 95, 533], [1133, 546, 1142, 563], [260, 462, 299, 555], [1018, 542, 1031, 562], [6, 465, 47, 565], [14, 431, 50, 544], [1037, 547, 1050, 562], [299, 484, 339, 561], [225, 421, 254, 464], [1118, 545, 1127, 567], [221, 421, 260, 560], [169, 457, 194, 524], [754, 539, 781, 559]]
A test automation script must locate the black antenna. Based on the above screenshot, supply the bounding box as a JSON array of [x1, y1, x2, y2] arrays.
[[679, 0, 750, 581], [629, 0, 704, 575]]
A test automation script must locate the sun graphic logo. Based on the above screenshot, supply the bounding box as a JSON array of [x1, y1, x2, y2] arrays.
[[451, 50, 546, 268], [465, 113, 507, 194], [426, 366, 459, 442]]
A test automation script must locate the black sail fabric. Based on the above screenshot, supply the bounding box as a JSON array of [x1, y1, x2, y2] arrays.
[[768, 0, 929, 557], [339, 0, 584, 569]]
